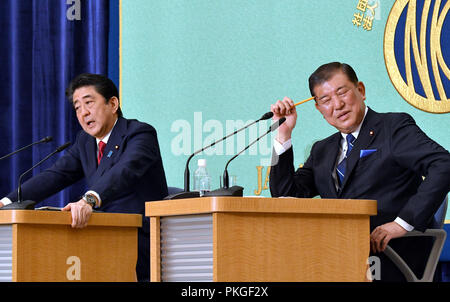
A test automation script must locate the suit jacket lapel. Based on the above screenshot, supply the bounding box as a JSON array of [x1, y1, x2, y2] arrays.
[[340, 108, 380, 191], [86, 136, 97, 174], [95, 117, 127, 177], [326, 133, 342, 197]]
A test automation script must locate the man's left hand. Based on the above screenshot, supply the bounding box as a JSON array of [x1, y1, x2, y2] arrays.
[[62, 199, 93, 228], [370, 221, 408, 253]]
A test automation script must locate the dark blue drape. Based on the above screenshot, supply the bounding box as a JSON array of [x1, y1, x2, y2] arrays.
[[0, 0, 110, 207]]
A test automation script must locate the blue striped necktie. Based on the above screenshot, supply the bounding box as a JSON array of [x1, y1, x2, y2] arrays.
[[336, 133, 356, 189]]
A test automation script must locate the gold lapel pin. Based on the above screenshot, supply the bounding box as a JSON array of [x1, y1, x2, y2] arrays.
[[115, 145, 119, 150], [369, 130, 374, 136]]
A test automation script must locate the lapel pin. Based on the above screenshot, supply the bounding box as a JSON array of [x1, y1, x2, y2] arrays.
[[107, 150, 113, 158], [115, 145, 119, 150], [369, 130, 374, 136]]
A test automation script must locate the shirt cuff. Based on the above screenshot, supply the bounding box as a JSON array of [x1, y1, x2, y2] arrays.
[[83, 190, 102, 208], [395, 217, 414, 232], [273, 138, 292, 155], [0, 197, 12, 206]]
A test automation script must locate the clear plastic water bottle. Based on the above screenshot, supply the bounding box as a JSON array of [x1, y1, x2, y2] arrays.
[[194, 159, 211, 196]]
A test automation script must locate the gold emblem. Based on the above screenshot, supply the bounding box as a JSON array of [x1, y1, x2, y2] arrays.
[[254, 166, 270, 196], [384, 0, 450, 113]]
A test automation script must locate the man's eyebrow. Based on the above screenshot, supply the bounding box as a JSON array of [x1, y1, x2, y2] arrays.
[[317, 85, 349, 100], [74, 94, 93, 102], [317, 94, 330, 100]]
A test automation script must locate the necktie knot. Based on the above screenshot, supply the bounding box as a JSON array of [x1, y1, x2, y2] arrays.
[[98, 141, 106, 165], [346, 133, 356, 156]]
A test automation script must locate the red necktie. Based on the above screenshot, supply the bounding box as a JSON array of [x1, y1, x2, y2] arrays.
[[97, 141, 106, 165]]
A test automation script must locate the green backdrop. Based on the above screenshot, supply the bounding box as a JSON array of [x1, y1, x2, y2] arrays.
[[121, 1, 449, 215]]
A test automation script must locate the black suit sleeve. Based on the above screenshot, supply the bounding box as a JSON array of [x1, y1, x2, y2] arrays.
[[390, 113, 450, 231], [270, 146, 318, 198]]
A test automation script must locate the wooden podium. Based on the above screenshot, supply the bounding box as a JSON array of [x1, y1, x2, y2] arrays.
[[0, 210, 141, 282], [146, 197, 377, 282]]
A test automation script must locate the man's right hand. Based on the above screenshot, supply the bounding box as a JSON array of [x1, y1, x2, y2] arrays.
[[270, 97, 298, 143], [62, 199, 93, 229]]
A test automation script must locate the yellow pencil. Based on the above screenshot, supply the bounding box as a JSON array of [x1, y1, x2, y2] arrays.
[[294, 96, 315, 107]]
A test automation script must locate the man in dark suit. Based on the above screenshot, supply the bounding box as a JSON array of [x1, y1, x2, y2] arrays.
[[269, 62, 450, 281], [0, 73, 168, 281]]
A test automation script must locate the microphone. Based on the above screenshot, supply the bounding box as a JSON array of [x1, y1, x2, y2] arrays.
[[1, 141, 71, 210], [0, 136, 53, 160], [164, 111, 275, 200], [259, 111, 274, 120], [204, 117, 286, 197]]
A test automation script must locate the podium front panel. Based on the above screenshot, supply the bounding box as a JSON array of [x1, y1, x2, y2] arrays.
[[214, 212, 369, 281], [160, 214, 213, 282], [0, 210, 142, 282], [13, 224, 138, 281], [0, 226, 12, 282], [147, 197, 377, 282]]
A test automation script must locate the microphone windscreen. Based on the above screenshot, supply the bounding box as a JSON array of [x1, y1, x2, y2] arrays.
[[56, 142, 71, 152], [260, 111, 274, 120], [41, 136, 53, 143]]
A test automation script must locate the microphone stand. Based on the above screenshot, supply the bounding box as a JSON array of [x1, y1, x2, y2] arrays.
[[204, 117, 286, 197], [0, 136, 53, 161], [164, 112, 274, 200], [1, 142, 71, 210]]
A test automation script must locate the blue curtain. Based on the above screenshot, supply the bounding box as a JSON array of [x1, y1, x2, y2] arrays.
[[0, 0, 110, 207]]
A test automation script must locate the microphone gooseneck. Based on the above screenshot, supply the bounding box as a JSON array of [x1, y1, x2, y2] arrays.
[[0, 136, 53, 161], [183, 117, 265, 193], [223, 117, 286, 188], [17, 141, 71, 204], [165, 112, 277, 200], [204, 117, 286, 197], [1, 141, 71, 210]]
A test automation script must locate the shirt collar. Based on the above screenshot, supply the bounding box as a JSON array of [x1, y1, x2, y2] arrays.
[[96, 118, 118, 146], [340, 106, 368, 141]]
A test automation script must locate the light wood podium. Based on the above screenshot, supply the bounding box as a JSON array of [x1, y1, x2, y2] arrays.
[[146, 196, 377, 282], [0, 210, 141, 282]]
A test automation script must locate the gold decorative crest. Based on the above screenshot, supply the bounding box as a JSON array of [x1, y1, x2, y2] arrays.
[[384, 0, 450, 113]]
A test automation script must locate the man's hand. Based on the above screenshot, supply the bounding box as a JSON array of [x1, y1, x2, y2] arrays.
[[270, 97, 298, 143], [62, 199, 93, 228], [370, 221, 408, 253]]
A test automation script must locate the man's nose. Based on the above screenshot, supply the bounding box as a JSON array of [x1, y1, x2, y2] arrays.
[[332, 95, 345, 109], [79, 105, 90, 117]]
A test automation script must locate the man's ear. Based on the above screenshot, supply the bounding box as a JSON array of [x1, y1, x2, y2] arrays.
[[109, 96, 120, 113], [357, 81, 366, 101]]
